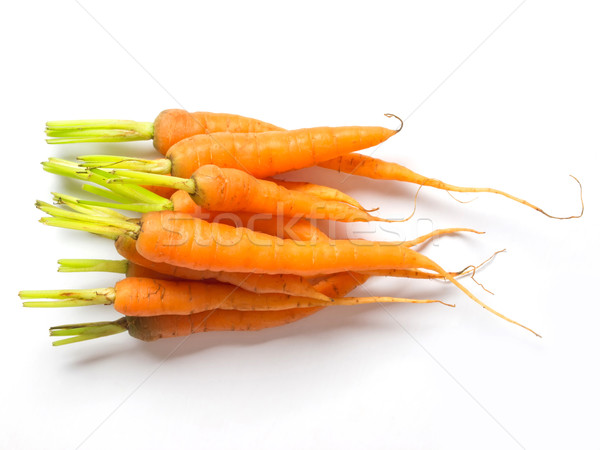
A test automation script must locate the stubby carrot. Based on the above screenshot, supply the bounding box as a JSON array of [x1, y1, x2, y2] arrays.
[[46, 109, 283, 152]]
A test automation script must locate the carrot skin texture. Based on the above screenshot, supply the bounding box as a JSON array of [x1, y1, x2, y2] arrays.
[[125, 271, 366, 341], [166, 126, 396, 179], [153, 109, 283, 155]]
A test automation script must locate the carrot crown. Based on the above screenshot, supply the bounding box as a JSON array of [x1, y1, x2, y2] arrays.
[[45, 119, 153, 144]]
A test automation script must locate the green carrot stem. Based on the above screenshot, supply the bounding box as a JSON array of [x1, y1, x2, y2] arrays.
[[23, 299, 112, 308], [49, 318, 128, 346], [107, 170, 195, 192], [79, 185, 136, 205], [44, 159, 169, 206], [58, 259, 128, 274], [36, 201, 139, 232], [20, 287, 115, 302], [78, 155, 171, 174], [52, 192, 129, 218], [45, 120, 153, 145], [40, 217, 134, 240], [76, 198, 172, 213]]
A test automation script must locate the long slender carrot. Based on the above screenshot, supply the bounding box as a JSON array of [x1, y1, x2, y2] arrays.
[[39, 208, 539, 336], [105, 165, 401, 223], [21, 276, 452, 315], [44, 159, 394, 223], [79, 121, 398, 179]]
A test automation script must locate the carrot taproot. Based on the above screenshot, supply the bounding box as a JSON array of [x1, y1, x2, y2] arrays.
[[318, 154, 584, 219], [79, 121, 398, 179], [21, 276, 452, 315], [45, 109, 283, 151], [39, 208, 539, 336], [47, 271, 369, 344]]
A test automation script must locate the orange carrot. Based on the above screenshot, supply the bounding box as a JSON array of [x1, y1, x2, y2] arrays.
[[114, 234, 328, 300], [107, 164, 396, 223], [79, 124, 397, 178], [21, 276, 450, 315], [135, 211, 537, 336], [38, 208, 537, 336], [45, 109, 283, 152], [47, 271, 369, 344]]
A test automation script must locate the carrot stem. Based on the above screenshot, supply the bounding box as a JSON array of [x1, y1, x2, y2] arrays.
[[57, 259, 128, 274], [20, 287, 115, 306], [45, 120, 153, 144], [49, 318, 127, 346], [36, 201, 139, 232], [78, 155, 171, 174], [43, 159, 170, 207], [106, 170, 195, 192], [40, 217, 132, 240], [52, 192, 130, 218]]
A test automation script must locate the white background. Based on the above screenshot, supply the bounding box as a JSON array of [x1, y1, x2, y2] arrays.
[[1, 1, 598, 449]]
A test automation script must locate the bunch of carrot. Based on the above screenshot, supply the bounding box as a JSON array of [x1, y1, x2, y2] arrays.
[[21, 109, 583, 346]]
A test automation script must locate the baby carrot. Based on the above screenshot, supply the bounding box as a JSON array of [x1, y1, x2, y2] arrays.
[[105, 165, 399, 223], [21, 276, 451, 315], [37, 200, 328, 301], [39, 208, 539, 337], [79, 121, 399, 179], [47, 272, 368, 344], [46, 109, 283, 152]]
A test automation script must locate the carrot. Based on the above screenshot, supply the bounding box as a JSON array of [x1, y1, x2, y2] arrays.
[[79, 121, 399, 179], [47, 271, 369, 344], [39, 208, 539, 336], [104, 164, 400, 223], [21, 276, 451, 315], [45, 159, 394, 223], [318, 154, 584, 219], [37, 199, 329, 301], [46, 109, 284, 152]]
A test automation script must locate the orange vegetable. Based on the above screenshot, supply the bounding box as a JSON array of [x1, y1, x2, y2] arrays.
[[22, 276, 450, 316], [46, 271, 369, 344]]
